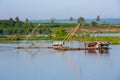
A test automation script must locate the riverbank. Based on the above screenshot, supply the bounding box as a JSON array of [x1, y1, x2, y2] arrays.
[[0, 21, 120, 44], [0, 36, 119, 45], [33, 22, 120, 33]]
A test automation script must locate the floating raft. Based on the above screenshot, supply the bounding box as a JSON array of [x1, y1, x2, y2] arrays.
[[15, 46, 110, 51], [54, 47, 110, 51], [15, 46, 53, 49]]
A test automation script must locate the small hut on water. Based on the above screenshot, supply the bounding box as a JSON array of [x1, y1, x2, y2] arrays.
[[85, 41, 110, 49], [53, 41, 65, 49]]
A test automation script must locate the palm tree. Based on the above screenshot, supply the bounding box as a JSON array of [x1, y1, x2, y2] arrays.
[[96, 16, 100, 22], [25, 18, 29, 22], [50, 17, 55, 23], [70, 17, 73, 22], [77, 17, 85, 23], [15, 16, 20, 22]]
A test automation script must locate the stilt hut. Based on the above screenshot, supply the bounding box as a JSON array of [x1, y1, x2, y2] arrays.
[[85, 42, 110, 49], [53, 41, 64, 49]]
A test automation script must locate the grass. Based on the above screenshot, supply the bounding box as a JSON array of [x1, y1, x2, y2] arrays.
[[0, 35, 119, 45], [0, 22, 120, 44], [76, 36, 120, 45], [32, 22, 120, 33]]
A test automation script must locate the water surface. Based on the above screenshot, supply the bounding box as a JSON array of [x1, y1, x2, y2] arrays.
[[0, 41, 120, 80], [90, 33, 120, 37]]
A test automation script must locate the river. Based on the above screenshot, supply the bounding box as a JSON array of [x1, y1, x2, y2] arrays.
[[0, 41, 120, 80], [90, 33, 120, 37]]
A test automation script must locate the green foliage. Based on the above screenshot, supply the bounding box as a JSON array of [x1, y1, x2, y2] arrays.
[[97, 22, 110, 28], [50, 18, 55, 23], [77, 17, 85, 23], [77, 36, 120, 45], [15, 17, 20, 22], [96, 16, 100, 22], [91, 21, 97, 27], [0, 17, 120, 42], [0, 17, 52, 35], [70, 17, 73, 22], [0, 20, 15, 27], [53, 26, 68, 38], [25, 18, 29, 22], [33, 22, 77, 28]]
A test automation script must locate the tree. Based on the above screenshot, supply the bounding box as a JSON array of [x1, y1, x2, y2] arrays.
[[15, 17, 23, 27], [70, 17, 73, 22], [77, 17, 85, 23], [50, 17, 55, 23], [53, 27, 68, 38], [25, 18, 29, 23], [15, 16, 20, 22], [9, 17, 15, 26], [25, 18, 30, 27], [96, 16, 100, 22], [0, 29, 3, 35], [9, 17, 14, 21], [91, 21, 97, 27]]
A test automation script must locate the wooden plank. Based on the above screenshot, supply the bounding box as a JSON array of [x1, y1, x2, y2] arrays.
[[15, 45, 110, 51]]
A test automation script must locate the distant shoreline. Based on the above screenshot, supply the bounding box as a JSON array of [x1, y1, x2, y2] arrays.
[[28, 18, 120, 24], [0, 36, 119, 45]]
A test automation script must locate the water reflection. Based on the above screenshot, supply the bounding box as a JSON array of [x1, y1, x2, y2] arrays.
[[90, 33, 120, 37], [0, 41, 120, 80], [62, 53, 81, 74], [85, 49, 109, 55]]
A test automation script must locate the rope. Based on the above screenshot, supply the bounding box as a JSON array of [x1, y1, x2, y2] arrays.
[[63, 22, 81, 42]]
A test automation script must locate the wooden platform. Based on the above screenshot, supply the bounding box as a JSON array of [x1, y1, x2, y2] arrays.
[[15, 46, 53, 49], [54, 47, 109, 50], [15, 46, 110, 51]]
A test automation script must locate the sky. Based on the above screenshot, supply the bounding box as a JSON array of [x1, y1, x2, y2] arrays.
[[0, 0, 120, 20]]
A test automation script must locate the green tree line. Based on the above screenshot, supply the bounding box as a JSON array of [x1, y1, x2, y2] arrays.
[[0, 17, 52, 35], [0, 16, 118, 36]]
